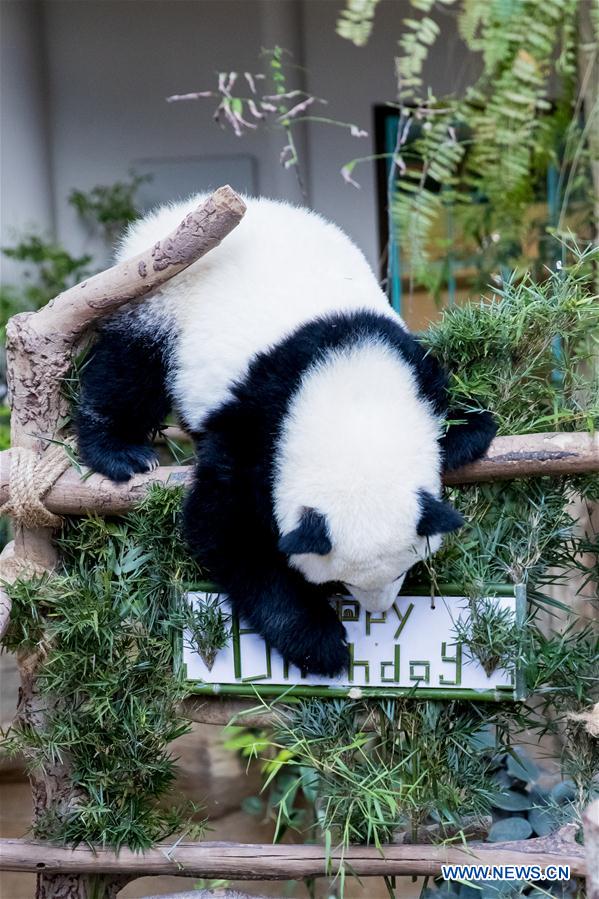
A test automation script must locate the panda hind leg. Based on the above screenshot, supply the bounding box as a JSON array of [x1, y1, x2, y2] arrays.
[[76, 319, 171, 482]]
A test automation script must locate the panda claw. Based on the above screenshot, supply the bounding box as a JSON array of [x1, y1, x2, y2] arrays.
[[84, 445, 160, 483]]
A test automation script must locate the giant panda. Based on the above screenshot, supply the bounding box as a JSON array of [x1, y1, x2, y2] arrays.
[[77, 194, 496, 677]]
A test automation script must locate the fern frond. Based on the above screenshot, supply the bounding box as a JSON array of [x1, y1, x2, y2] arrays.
[[336, 0, 382, 47]]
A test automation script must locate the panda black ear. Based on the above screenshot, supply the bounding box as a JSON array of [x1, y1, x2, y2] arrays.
[[417, 490, 464, 537], [439, 409, 497, 472], [278, 508, 332, 556]]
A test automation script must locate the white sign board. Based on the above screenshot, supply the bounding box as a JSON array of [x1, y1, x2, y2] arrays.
[[183, 589, 525, 701]]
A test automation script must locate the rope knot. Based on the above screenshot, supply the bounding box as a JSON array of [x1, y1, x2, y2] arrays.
[[1, 440, 74, 529]]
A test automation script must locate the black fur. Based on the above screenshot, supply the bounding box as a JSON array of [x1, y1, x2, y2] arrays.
[[440, 409, 497, 471], [417, 490, 464, 537], [278, 508, 332, 556], [77, 319, 171, 482], [181, 310, 450, 675], [77, 308, 495, 675]]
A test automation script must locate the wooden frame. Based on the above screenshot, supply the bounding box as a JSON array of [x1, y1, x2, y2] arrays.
[[0, 826, 587, 878]]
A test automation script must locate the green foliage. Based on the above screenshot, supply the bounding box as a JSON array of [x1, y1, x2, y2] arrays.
[[527, 622, 599, 810], [167, 47, 368, 200], [339, 0, 595, 292], [223, 725, 311, 837], [413, 252, 599, 605], [185, 594, 231, 670], [0, 404, 10, 452], [263, 697, 501, 853], [68, 171, 150, 240], [336, 0, 383, 47], [423, 249, 599, 436], [396, 3, 456, 100], [0, 236, 92, 327], [420, 477, 584, 599], [453, 598, 520, 676], [1, 171, 147, 331], [390, 117, 466, 291], [1, 486, 205, 849]]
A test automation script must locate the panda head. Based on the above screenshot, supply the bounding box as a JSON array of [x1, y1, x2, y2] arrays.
[[277, 491, 464, 612], [274, 338, 496, 614], [275, 401, 495, 614]]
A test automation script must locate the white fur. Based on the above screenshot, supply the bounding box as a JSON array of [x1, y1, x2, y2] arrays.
[[117, 194, 398, 431], [118, 195, 442, 612], [273, 339, 443, 611]]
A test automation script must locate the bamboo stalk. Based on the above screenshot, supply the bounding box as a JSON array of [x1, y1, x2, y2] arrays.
[[0, 827, 585, 878]]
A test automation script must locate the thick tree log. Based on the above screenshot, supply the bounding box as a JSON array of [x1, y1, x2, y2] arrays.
[[584, 800, 599, 899], [1, 186, 245, 899], [2, 432, 598, 519], [0, 827, 585, 878]]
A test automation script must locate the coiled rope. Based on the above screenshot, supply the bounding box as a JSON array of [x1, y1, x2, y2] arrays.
[[0, 439, 74, 530]]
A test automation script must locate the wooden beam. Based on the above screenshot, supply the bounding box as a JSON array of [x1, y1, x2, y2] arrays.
[[1, 432, 598, 518], [0, 828, 585, 878], [443, 431, 599, 485], [181, 696, 284, 729], [0, 458, 191, 517], [140, 891, 280, 899]]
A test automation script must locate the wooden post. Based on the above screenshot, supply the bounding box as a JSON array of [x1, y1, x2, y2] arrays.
[[2, 186, 245, 899]]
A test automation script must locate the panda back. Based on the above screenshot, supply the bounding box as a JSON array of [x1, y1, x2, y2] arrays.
[[114, 194, 399, 430]]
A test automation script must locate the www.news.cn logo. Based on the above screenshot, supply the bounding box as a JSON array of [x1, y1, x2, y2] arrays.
[[441, 865, 571, 882]]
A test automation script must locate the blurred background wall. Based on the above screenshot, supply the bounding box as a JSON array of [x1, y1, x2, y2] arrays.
[[1, 0, 480, 278]]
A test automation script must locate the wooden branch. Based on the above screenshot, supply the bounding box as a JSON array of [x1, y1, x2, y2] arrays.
[[2, 432, 598, 520], [443, 431, 599, 484], [584, 800, 599, 899], [0, 827, 585, 878], [181, 696, 286, 729], [0, 455, 190, 516], [140, 892, 279, 899], [31, 185, 246, 343]]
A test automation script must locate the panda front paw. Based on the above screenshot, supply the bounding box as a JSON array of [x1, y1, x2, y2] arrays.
[[291, 618, 349, 678], [103, 445, 160, 482], [82, 443, 160, 483]]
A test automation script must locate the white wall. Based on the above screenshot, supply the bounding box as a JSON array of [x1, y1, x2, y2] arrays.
[[41, 0, 291, 265], [1, 0, 480, 275], [0, 0, 54, 281], [302, 0, 480, 269]]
